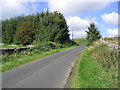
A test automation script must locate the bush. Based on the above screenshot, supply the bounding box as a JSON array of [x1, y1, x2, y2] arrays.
[[35, 41, 55, 51]]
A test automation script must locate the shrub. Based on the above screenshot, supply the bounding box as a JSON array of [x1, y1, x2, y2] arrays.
[[35, 41, 55, 51]]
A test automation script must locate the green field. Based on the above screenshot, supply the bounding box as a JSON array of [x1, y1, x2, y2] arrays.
[[1, 45, 77, 72], [70, 42, 118, 88], [73, 38, 86, 45]]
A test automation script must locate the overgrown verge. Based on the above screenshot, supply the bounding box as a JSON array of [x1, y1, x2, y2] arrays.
[[1, 42, 77, 72], [69, 41, 119, 88]]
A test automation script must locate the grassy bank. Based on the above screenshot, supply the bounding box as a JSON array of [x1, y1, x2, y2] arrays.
[[70, 42, 118, 88], [1, 45, 77, 72], [73, 38, 86, 45]]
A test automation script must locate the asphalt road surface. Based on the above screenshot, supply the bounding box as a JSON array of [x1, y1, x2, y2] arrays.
[[2, 45, 86, 88]]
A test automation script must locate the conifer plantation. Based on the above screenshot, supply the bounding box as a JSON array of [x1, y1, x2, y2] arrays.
[[2, 10, 70, 45], [1, 10, 76, 72]]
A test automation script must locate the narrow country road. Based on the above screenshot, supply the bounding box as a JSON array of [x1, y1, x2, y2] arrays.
[[2, 45, 86, 88]]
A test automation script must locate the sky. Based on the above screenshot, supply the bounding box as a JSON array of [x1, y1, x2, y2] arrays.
[[1, 0, 119, 38]]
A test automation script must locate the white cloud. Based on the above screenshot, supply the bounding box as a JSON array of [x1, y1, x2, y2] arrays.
[[107, 28, 118, 36], [2, 0, 118, 2], [73, 30, 86, 38], [66, 16, 97, 38], [101, 12, 119, 27], [1, 0, 38, 3], [2, 0, 26, 19], [48, 0, 115, 16], [66, 16, 89, 31], [2, 0, 38, 20]]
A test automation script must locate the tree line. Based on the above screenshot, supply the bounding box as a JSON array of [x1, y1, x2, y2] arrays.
[[2, 10, 70, 45]]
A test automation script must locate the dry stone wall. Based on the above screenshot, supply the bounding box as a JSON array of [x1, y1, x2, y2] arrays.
[[100, 38, 120, 52], [0, 45, 34, 55], [0, 47, 28, 55]]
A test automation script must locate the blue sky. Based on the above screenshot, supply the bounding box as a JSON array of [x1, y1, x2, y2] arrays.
[[2, 0, 119, 38]]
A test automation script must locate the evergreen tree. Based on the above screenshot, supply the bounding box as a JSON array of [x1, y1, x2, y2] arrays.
[[86, 22, 101, 46], [14, 21, 36, 45], [2, 10, 70, 45], [36, 11, 70, 44]]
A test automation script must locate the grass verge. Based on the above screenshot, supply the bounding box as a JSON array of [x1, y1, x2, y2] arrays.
[[69, 42, 118, 88], [65, 53, 81, 88], [1, 45, 77, 72]]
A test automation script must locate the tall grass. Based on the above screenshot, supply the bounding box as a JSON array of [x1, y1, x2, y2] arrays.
[[70, 41, 119, 88], [86, 41, 118, 87]]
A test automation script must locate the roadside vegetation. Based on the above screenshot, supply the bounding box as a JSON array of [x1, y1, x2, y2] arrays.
[[1, 42, 77, 72], [70, 41, 118, 88], [1, 10, 77, 72], [69, 22, 119, 88], [73, 38, 86, 45]]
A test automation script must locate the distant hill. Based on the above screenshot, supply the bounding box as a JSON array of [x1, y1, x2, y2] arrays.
[[73, 38, 86, 45]]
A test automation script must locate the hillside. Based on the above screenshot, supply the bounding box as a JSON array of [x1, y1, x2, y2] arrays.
[[73, 38, 87, 45]]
